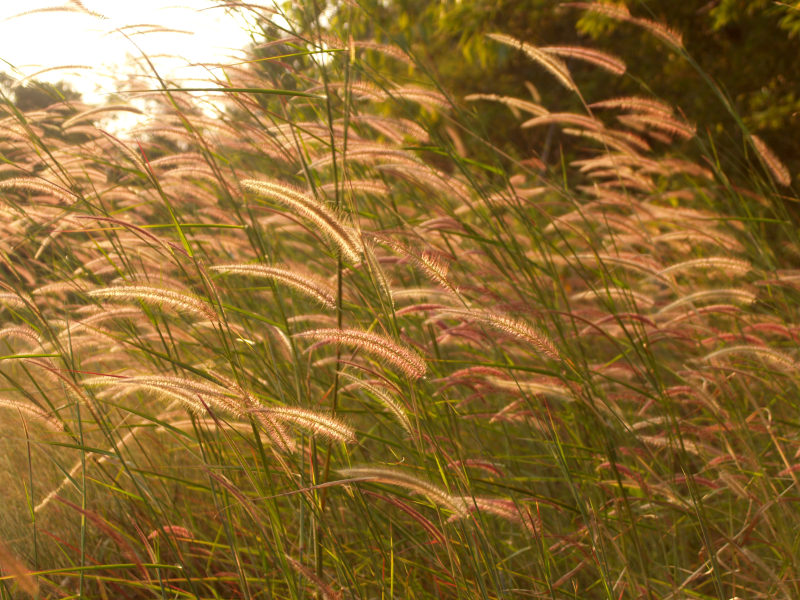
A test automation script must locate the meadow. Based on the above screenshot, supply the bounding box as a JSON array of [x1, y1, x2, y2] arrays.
[[0, 2, 798, 598]]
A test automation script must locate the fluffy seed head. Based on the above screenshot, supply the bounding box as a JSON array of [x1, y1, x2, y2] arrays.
[[339, 371, 413, 433], [337, 466, 468, 516], [750, 135, 791, 187], [488, 33, 577, 93], [295, 328, 427, 379], [241, 179, 362, 263], [434, 308, 559, 361], [255, 406, 356, 444], [211, 263, 336, 309], [87, 286, 218, 321]]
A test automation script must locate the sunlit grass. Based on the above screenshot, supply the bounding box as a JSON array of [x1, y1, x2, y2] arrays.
[[0, 2, 797, 599]]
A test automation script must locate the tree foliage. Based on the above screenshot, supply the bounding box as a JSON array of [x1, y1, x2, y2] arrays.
[[0, 73, 80, 111], [313, 0, 799, 180]]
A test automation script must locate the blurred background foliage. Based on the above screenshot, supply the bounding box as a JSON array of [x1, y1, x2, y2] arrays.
[[286, 0, 800, 183], [0, 73, 80, 111], [4, 2, 798, 182]]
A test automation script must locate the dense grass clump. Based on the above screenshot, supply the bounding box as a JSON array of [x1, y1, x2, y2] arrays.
[[0, 2, 798, 598]]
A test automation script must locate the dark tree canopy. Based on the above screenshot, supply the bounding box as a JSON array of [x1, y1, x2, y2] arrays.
[[0, 73, 81, 111]]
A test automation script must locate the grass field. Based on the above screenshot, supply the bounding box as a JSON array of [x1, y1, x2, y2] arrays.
[[0, 2, 798, 598]]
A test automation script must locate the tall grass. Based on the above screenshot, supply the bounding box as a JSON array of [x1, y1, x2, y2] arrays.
[[0, 2, 797, 598]]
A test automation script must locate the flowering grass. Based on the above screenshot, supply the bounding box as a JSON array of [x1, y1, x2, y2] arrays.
[[0, 2, 797, 599]]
